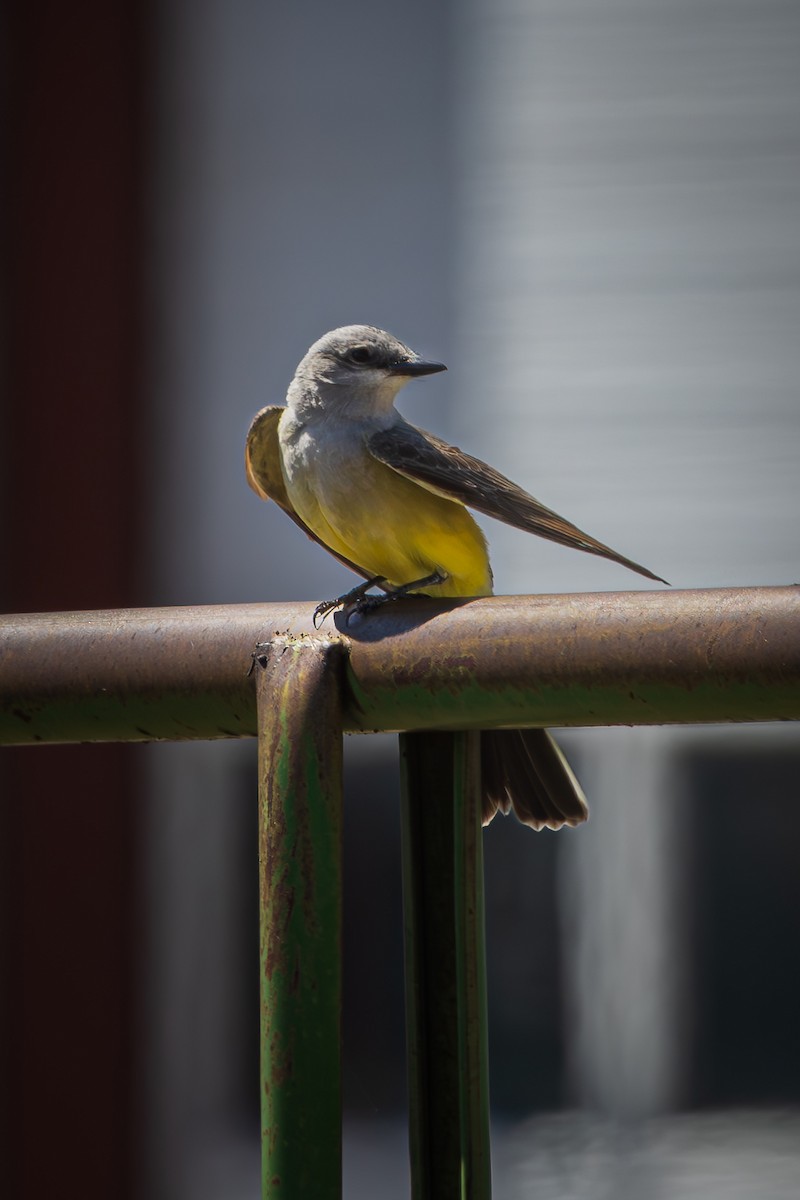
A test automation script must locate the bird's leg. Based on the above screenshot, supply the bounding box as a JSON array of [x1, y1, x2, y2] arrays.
[[313, 576, 388, 628], [345, 571, 448, 623]]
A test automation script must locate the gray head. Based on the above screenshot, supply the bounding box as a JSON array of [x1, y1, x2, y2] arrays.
[[287, 325, 446, 419]]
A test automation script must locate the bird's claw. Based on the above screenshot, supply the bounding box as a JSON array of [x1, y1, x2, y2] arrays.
[[312, 599, 340, 628]]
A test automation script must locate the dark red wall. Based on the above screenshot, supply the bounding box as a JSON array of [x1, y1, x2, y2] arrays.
[[1, 5, 151, 1197]]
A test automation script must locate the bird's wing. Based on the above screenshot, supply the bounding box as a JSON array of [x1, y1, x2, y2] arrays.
[[245, 406, 373, 580], [368, 420, 668, 584]]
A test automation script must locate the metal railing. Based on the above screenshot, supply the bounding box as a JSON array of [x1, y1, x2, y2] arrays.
[[2, 586, 799, 1199]]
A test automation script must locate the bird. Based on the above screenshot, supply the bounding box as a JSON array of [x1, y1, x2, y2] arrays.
[[246, 325, 667, 831]]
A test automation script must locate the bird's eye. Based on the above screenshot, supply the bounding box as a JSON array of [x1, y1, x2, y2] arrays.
[[349, 346, 373, 364]]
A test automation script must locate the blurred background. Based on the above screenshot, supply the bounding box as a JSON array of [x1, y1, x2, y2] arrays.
[[2, 1, 799, 1197]]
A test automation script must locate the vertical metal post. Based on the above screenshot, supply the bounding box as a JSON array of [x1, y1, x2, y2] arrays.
[[255, 636, 345, 1200], [400, 731, 492, 1200]]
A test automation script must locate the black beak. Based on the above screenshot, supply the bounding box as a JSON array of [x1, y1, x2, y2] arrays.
[[389, 359, 447, 378]]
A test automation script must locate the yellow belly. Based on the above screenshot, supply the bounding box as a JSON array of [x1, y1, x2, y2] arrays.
[[288, 450, 493, 598]]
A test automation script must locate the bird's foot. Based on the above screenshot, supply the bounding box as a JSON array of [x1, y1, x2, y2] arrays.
[[341, 571, 448, 626], [313, 577, 387, 628], [342, 592, 394, 622], [314, 571, 448, 627]]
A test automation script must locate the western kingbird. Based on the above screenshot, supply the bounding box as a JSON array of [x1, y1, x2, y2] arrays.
[[246, 325, 667, 831]]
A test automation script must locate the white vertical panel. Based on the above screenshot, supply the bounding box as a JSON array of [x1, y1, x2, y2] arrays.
[[454, 0, 800, 596]]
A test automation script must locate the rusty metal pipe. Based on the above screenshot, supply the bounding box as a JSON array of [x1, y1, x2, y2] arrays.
[[0, 587, 798, 745]]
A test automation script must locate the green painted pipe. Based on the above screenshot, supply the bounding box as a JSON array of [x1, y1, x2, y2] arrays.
[[255, 636, 345, 1199]]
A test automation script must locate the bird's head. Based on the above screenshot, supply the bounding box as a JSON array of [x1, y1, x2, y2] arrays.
[[288, 325, 446, 419]]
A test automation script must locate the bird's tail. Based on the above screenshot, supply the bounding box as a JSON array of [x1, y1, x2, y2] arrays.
[[481, 728, 589, 831]]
